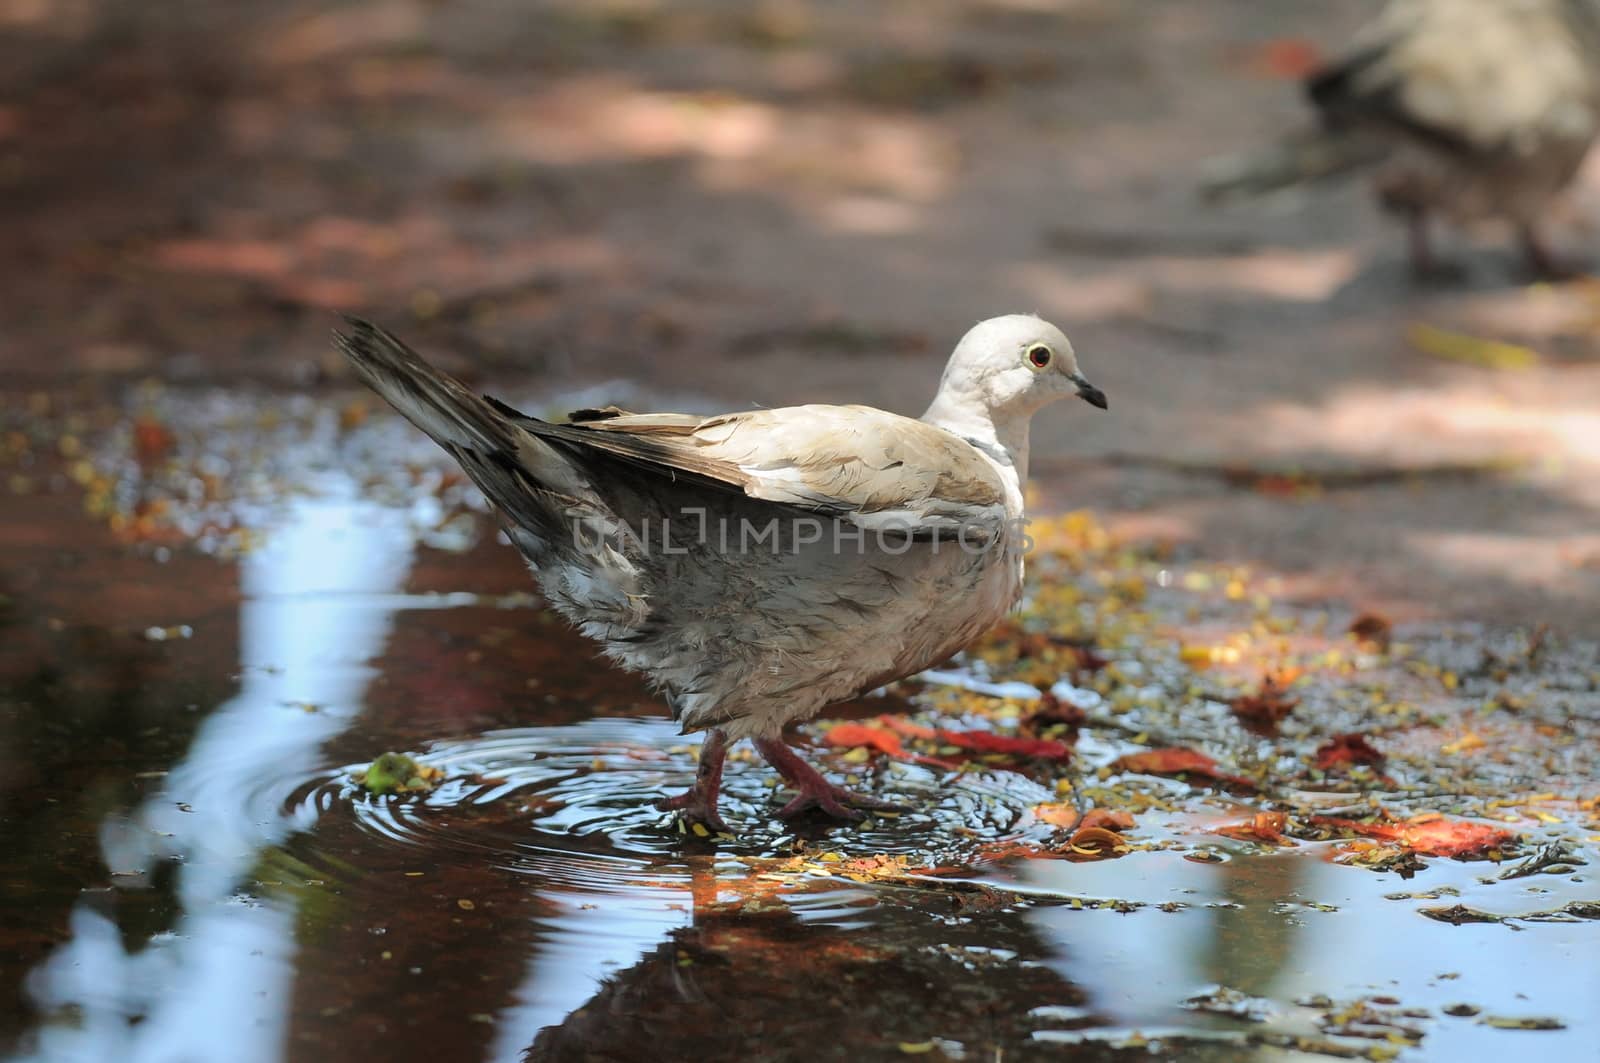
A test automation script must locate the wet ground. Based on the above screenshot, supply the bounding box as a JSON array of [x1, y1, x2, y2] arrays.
[[3, 1, 1600, 1060], [1, 392, 1596, 1062]]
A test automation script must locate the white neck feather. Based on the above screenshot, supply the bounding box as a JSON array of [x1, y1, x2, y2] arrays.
[[921, 388, 1033, 489]]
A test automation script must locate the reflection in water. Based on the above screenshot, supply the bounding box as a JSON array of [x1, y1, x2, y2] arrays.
[[34, 900, 298, 1063], [485, 889, 685, 1063], [1020, 843, 1599, 1056], [20, 495, 416, 1063], [1020, 853, 1228, 1027], [522, 866, 1093, 1062], [1207, 855, 1302, 1000], [1281, 858, 1600, 1059]]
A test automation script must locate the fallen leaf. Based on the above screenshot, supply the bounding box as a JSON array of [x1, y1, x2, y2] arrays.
[[1113, 747, 1255, 790], [1313, 814, 1516, 858], [1032, 802, 1080, 830], [1079, 808, 1136, 832], [876, 715, 1072, 761], [1252, 473, 1309, 499], [1348, 612, 1393, 652], [1012, 631, 1063, 659], [876, 715, 937, 741], [1479, 1015, 1566, 1031], [1180, 644, 1241, 668], [1023, 691, 1087, 736], [1334, 840, 1427, 877], [1060, 643, 1110, 676], [969, 838, 1074, 864], [1441, 731, 1486, 756], [1229, 675, 1299, 733], [1408, 323, 1540, 371], [1067, 825, 1129, 858], [339, 400, 369, 431], [357, 752, 444, 795], [823, 723, 907, 758], [1393, 818, 1515, 858], [936, 728, 1072, 760], [133, 416, 176, 464], [1031, 805, 1136, 844], [827, 721, 958, 769], [1216, 810, 1295, 846], [1314, 733, 1386, 772]]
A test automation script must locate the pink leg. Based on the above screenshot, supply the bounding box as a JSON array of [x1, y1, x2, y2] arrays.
[[1405, 204, 1435, 280], [657, 728, 731, 833], [752, 736, 902, 822], [1520, 222, 1578, 280]]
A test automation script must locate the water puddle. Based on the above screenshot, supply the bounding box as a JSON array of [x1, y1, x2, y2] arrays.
[[2, 388, 1597, 1061]]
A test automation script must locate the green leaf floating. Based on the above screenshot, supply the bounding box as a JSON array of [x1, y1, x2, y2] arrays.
[[357, 752, 443, 795]]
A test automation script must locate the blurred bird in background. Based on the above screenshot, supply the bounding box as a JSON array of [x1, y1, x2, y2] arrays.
[[1202, 0, 1600, 278]]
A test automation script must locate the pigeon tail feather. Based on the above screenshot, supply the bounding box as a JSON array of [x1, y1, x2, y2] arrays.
[[334, 316, 522, 455], [1198, 128, 1388, 203], [333, 316, 599, 533]]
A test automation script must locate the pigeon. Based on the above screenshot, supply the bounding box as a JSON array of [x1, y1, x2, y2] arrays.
[[1202, 0, 1600, 277], [335, 314, 1106, 830]]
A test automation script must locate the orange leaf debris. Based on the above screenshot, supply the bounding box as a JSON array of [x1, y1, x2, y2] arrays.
[[823, 723, 907, 758], [1229, 674, 1299, 733], [1216, 810, 1295, 846], [1311, 814, 1516, 858], [1113, 747, 1256, 791], [1314, 733, 1386, 772]]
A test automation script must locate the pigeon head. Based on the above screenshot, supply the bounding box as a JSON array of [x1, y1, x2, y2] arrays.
[[928, 314, 1106, 427]]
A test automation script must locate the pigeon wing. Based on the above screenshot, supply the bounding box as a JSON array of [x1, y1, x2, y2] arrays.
[[507, 403, 1011, 536]]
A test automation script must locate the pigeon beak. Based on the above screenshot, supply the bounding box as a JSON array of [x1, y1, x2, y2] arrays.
[[1071, 372, 1108, 410]]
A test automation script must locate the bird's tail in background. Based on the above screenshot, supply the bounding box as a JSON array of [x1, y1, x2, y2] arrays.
[[1197, 128, 1387, 203]]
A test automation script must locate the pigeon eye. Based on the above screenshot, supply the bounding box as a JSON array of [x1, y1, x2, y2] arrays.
[[1025, 344, 1052, 369]]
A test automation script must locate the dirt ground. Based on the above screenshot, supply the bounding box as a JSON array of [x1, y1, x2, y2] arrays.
[[3, 0, 1597, 631]]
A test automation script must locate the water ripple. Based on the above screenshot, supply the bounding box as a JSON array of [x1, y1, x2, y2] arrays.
[[288, 718, 1061, 893]]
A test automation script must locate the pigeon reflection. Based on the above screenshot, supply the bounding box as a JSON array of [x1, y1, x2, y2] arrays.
[[522, 865, 1098, 1061]]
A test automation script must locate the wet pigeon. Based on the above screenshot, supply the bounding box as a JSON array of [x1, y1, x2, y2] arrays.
[[336, 315, 1106, 830], [1202, 0, 1600, 277]]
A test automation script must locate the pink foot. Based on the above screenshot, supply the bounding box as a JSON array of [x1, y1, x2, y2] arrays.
[[1520, 224, 1583, 281], [752, 736, 903, 822], [657, 729, 731, 833]]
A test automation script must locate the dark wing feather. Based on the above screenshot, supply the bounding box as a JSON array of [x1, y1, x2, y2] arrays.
[[1307, 46, 1477, 157]]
